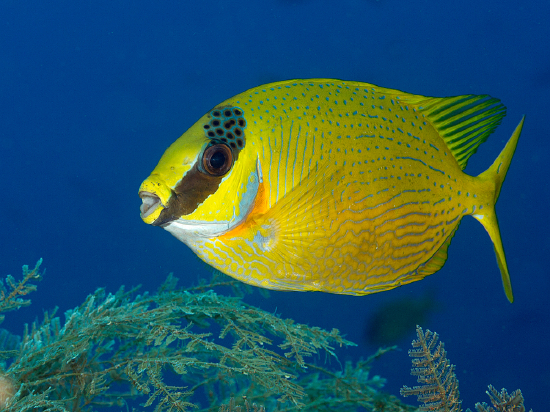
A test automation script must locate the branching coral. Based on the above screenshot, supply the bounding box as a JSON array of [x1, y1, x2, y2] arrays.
[[0, 262, 413, 412], [400, 326, 531, 412]]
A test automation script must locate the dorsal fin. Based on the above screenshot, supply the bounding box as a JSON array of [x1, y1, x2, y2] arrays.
[[416, 95, 506, 170]]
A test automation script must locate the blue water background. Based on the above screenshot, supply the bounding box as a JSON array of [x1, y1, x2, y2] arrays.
[[1, 0, 548, 409]]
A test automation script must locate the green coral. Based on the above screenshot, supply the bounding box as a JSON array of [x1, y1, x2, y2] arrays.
[[3, 262, 530, 411], [0, 259, 42, 324], [0, 261, 414, 412]]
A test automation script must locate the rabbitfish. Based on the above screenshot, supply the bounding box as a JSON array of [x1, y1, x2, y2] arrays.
[[139, 79, 524, 302]]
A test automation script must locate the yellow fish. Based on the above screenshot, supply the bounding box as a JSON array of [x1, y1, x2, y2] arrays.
[[139, 79, 523, 302]]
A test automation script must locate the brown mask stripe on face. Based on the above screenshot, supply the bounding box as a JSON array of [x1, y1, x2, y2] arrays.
[[152, 163, 223, 226]]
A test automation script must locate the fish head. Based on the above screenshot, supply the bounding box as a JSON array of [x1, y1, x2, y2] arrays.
[[139, 105, 260, 245]]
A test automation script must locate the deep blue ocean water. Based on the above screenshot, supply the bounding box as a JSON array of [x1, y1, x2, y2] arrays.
[[1, 0, 548, 410]]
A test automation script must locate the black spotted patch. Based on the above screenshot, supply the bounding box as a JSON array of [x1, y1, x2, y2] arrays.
[[203, 106, 246, 154], [151, 106, 247, 225]]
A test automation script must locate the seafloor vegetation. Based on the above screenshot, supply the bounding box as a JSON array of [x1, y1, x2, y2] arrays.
[[0, 261, 531, 411]]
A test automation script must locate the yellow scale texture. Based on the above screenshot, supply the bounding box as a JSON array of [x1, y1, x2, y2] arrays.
[[193, 81, 486, 295]]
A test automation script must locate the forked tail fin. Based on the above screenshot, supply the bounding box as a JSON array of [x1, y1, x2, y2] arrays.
[[475, 117, 525, 303]]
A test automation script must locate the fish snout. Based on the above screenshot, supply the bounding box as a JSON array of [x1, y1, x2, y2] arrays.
[[139, 191, 163, 221]]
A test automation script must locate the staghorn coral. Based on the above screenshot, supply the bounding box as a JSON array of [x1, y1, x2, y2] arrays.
[[0, 261, 415, 412], [400, 326, 532, 412], [400, 325, 461, 411], [1, 262, 532, 412], [0, 259, 42, 324], [218, 397, 266, 412], [473, 385, 530, 412]]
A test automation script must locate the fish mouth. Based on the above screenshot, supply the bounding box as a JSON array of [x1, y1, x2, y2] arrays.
[[139, 191, 163, 219]]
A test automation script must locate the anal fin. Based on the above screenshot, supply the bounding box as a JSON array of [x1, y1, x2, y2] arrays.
[[417, 222, 461, 277]]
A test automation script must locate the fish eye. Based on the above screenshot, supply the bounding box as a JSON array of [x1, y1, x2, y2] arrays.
[[202, 144, 233, 176]]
